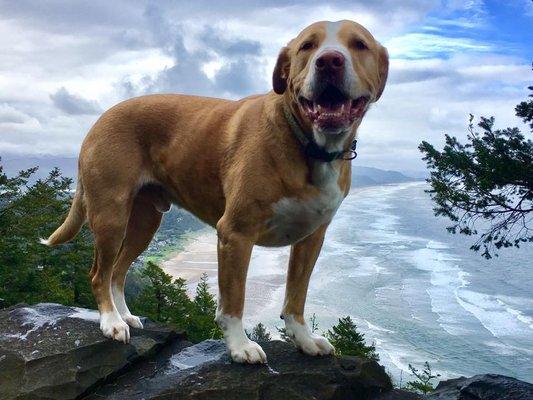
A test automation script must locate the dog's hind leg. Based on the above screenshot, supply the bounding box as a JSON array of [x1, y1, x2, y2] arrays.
[[87, 186, 135, 343], [111, 189, 163, 328]]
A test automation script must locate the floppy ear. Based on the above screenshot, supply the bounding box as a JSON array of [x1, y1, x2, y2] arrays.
[[272, 46, 290, 94], [375, 44, 389, 101]]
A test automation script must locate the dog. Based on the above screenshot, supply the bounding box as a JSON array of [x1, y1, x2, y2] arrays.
[[42, 20, 388, 364]]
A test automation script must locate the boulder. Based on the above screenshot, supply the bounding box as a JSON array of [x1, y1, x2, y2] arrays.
[[0, 303, 187, 400], [427, 374, 533, 400], [89, 339, 393, 400], [3, 303, 531, 400]]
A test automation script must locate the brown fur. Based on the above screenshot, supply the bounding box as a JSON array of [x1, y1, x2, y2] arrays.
[[44, 20, 388, 346]]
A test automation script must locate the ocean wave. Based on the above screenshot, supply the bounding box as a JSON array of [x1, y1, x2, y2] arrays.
[[456, 289, 533, 338]]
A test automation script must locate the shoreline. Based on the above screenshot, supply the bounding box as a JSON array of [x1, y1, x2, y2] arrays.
[[160, 229, 218, 289], [159, 182, 425, 313]]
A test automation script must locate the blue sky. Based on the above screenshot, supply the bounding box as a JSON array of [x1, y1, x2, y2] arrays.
[[0, 0, 530, 173]]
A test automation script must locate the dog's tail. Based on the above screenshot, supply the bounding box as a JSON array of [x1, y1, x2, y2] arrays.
[[40, 176, 87, 246]]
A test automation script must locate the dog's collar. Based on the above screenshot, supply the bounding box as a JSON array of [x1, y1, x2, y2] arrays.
[[282, 104, 357, 162]]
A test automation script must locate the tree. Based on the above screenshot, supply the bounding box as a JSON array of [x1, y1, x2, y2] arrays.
[[129, 261, 191, 324], [419, 88, 533, 258], [405, 362, 441, 394], [325, 316, 379, 360], [247, 322, 271, 342], [185, 273, 223, 342], [0, 162, 94, 308]]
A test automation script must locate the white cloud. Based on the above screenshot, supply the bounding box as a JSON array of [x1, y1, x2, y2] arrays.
[[0, 1, 529, 173], [387, 33, 491, 59]]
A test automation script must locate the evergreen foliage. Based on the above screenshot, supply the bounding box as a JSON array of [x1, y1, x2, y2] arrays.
[[247, 322, 271, 342], [0, 162, 94, 308], [129, 268, 221, 343], [405, 362, 441, 394], [325, 316, 379, 360], [419, 88, 533, 258]]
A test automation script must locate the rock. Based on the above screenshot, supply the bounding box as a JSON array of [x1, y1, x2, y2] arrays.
[[4, 303, 531, 400], [372, 389, 423, 400], [0, 303, 186, 400], [427, 374, 533, 400], [89, 339, 393, 400]]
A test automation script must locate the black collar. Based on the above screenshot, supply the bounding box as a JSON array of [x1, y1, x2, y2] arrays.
[[283, 104, 358, 162]]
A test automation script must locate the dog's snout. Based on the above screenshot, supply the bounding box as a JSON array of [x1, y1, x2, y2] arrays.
[[315, 50, 345, 72]]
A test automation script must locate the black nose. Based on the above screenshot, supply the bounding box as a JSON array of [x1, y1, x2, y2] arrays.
[[315, 50, 345, 71]]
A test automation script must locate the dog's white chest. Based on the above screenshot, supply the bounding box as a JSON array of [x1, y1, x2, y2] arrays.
[[266, 163, 343, 246]]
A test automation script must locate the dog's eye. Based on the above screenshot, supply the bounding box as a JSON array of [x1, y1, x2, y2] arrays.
[[299, 41, 315, 51], [352, 39, 368, 51]]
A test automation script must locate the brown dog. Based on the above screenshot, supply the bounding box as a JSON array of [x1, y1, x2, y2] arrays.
[[42, 20, 388, 364]]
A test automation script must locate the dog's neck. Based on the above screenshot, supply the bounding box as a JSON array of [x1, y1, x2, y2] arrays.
[[282, 102, 358, 163]]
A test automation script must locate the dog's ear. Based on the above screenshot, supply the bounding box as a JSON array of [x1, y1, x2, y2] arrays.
[[272, 46, 290, 94], [375, 44, 389, 101]]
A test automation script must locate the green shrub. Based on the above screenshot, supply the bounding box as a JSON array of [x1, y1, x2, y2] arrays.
[[247, 322, 271, 342], [325, 316, 379, 361], [405, 362, 441, 394]]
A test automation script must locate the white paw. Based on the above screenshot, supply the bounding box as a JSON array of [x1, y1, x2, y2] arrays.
[[229, 340, 267, 364], [284, 314, 335, 356], [122, 313, 143, 329], [100, 311, 130, 343], [295, 334, 335, 356], [216, 313, 267, 364]]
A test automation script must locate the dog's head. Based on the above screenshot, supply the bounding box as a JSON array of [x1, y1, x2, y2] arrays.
[[273, 20, 388, 150]]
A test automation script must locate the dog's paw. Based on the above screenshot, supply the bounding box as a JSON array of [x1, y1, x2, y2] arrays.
[[100, 311, 130, 343], [228, 340, 267, 364], [284, 314, 335, 356], [122, 313, 143, 329], [295, 334, 335, 356]]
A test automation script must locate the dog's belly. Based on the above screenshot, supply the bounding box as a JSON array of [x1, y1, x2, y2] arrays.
[[261, 186, 343, 247]]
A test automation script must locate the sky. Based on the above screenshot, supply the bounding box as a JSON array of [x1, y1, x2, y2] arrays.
[[0, 0, 531, 174]]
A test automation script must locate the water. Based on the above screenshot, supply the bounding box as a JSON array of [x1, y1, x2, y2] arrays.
[[249, 182, 532, 383]]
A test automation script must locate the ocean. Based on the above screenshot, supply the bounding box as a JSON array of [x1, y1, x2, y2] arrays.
[[240, 182, 532, 383]]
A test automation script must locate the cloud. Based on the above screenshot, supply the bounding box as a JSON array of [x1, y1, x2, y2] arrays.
[[121, 7, 268, 98], [387, 33, 492, 59], [50, 87, 102, 115], [0, 0, 529, 173], [0, 103, 33, 124]]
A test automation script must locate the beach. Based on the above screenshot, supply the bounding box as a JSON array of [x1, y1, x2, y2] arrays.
[[160, 182, 533, 383], [161, 229, 290, 319]]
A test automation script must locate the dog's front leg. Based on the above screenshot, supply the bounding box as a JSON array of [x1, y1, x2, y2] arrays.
[[282, 224, 335, 356], [215, 219, 267, 364]]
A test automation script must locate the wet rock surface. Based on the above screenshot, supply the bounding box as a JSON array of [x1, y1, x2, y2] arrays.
[[2, 303, 532, 400], [0, 303, 186, 400], [89, 339, 393, 400], [427, 374, 533, 400]]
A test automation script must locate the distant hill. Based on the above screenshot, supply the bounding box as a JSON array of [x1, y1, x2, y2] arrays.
[[2, 156, 78, 182], [2, 156, 419, 188], [351, 166, 418, 187]]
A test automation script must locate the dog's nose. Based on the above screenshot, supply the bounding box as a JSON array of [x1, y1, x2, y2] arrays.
[[315, 50, 345, 72]]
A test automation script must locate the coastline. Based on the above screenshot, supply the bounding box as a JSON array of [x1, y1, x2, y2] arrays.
[[160, 229, 218, 288], [158, 184, 420, 316]]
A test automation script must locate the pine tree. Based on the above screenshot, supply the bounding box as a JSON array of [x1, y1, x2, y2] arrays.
[[247, 322, 271, 342], [419, 86, 533, 258], [405, 362, 441, 394], [129, 261, 192, 326], [186, 273, 222, 342], [0, 163, 94, 308], [325, 316, 379, 360]]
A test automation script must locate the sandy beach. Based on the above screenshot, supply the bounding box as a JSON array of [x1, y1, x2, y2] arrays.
[[161, 228, 290, 324], [161, 230, 219, 285]]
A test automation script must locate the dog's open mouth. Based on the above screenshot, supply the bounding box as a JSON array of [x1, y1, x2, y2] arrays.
[[299, 85, 368, 132]]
